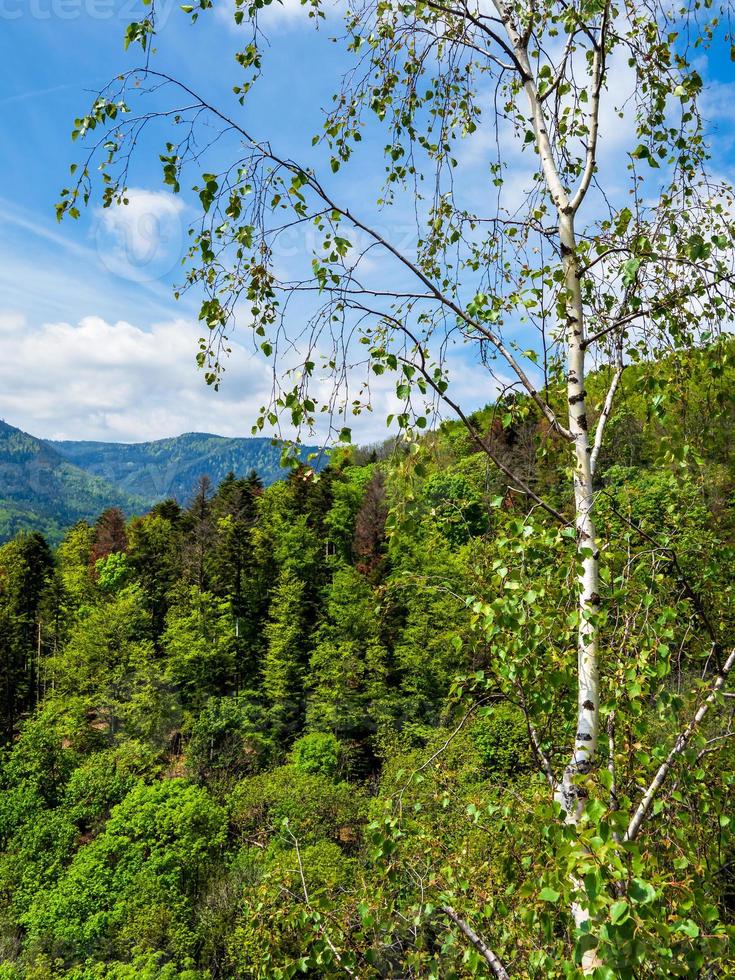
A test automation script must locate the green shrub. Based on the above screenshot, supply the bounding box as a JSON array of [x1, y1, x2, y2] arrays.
[[289, 732, 342, 778], [185, 697, 271, 782], [472, 704, 533, 776]]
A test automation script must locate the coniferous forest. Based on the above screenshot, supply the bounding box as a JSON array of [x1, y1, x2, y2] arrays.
[[0, 347, 734, 978]]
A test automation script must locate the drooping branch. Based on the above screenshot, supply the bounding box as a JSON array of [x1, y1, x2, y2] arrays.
[[83, 67, 572, 442], [286, 826, 358, 976], [582, 265, 735, 350], [395, 320, 569, 523], [397, 693, 497, 816]]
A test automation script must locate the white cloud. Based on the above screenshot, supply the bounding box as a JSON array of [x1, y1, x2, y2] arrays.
[[0, 310, 508, 446], [0, 314, 272, 442], [94, 189, 187, 284]]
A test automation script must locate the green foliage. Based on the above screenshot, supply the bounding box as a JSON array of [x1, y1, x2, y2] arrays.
[[307, 567, 390, 767], [185, 696, 270, 781], [422, 472, 488, 545], [229, 765, 366, 850], [0, 344, 734, 975], [22, 781, 226, 966], [95, 552, 132, 594], [472, 704, 534, 777], [162, 589, 237, 710], [289, 732, 342, 778], [262, 568, 308, 742]]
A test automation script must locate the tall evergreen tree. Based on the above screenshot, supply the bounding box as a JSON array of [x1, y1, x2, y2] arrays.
[[210, 471, 263, 687], [307, 567, 390, 770], [127, 511, 182, 641], [0, 533, 54, 738], [182, 476, 214, 592], [262, 568, 307, 745]]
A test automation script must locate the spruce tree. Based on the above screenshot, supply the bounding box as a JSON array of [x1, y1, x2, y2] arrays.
[[262, 568, 307, 745]]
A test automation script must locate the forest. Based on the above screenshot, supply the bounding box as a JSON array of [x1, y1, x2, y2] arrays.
[[0, 343, 733, 978]]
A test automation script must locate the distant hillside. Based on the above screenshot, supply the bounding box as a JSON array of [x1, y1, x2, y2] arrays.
[[48, 432, 323, 506], [0, 421, 143, 544]]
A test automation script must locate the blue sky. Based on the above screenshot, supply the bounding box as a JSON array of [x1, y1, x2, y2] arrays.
[[0, 2, 733, 442]]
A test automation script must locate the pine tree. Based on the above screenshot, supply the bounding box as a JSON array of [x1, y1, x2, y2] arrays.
[[0, 533, 54, 738], [162, 587, 237, 710], [57, 521, 95, 609], [127, 511, 182, 641], [352, 469, 388, 578], [262, 568, 307, 745], [306, 567, 390, 771], [52, 585, 161, 740], [182, 475, 214, 592], [210, 471, 263, 687]]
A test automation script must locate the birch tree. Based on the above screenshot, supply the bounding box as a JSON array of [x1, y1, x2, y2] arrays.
[[60, 0, 735, 972]]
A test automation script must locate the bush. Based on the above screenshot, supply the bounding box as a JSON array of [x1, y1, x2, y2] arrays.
[[229, 766, 365, 850], [472, 704, 533, 777], [185, 697, 271, 782], [289, 732, 342, 778], [62, 742, 162, 829], [22, 781, 227, 965]]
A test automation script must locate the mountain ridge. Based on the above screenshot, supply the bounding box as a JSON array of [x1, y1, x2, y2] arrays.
[[0, 420, 323, 544], [48, 431, 323, 506], [0, 420, 144, 544]]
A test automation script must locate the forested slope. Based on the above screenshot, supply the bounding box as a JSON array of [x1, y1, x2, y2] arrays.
[[0, 422, 322, 545], [49, 433, 323, 507], [0, 343, 733, 977], [0, 421, 143, 546]]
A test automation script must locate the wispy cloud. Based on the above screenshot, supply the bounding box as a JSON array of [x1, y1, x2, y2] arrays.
[[94, 188, 187, 284], [213, 0, 345, 31]]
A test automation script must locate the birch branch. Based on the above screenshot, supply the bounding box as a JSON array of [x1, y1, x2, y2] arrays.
[[516, 681, 556, 789], [569, 4, 608, 214], [441, 906, 510, 979], [590, 363, 623, 476], [607, 712, 617, 812], [397, 695, 496, 817], [625, 647, 735, 842], [288, 827, 357, 977]]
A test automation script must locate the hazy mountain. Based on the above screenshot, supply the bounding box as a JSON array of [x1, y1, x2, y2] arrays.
[[48, 432, 323, 507], [0, 420, 143, 544]]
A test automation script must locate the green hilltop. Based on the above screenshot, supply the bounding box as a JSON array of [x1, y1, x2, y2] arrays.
[[48, 432, 324, 507], [0, 420, 143, 545], [0, 421, 323, 544]]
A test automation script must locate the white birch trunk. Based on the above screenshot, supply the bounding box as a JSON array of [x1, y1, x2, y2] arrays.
[[490, 6, 606, 969], [556, 211, 601, 804], [555, 212, 603, 974]]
